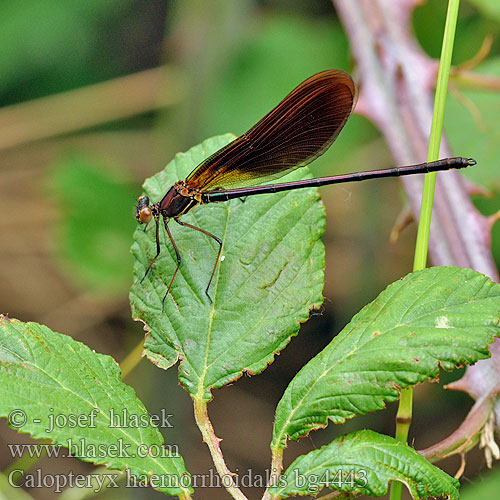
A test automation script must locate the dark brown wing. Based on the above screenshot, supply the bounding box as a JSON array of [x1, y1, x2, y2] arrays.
[[185, 69, 356, 190]]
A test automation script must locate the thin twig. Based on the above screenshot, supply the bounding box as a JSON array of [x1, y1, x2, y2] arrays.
[[454, 34, 493, 72], [262, 447, 283, 500], [192, 397, 247, 500], [418, 383, 500, 461], [120, 339, 145, 379], [0, 66, 185, 151], [452, 70, 500, 92]]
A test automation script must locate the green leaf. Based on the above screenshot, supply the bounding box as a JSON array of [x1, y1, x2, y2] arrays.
[[129, 134, 325, 399], [466, 0, 500, 22], [413, 0, 498, 63], [0, 0, 136, 96], [460, 464, 500, 499], [269, 430, 460, 499], [0, 316, 192, 496], [272, 267, 500, 448], [446, 57, 500, 190], [46, 152, 136, 294]]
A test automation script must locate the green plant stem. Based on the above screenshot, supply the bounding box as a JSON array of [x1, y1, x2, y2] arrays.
[[192, 397, 247, 500], [119, 339, 145, 379], [0, 67, 184, 151], [263, 446, 284, 500], [413, 0, 460, 272], [391, 1, 461, 499]]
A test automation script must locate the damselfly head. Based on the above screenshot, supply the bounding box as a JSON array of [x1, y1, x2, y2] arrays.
[[135, 195, 153, 224]]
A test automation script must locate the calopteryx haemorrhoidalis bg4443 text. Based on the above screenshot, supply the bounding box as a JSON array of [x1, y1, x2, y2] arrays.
[[135, 69, 475, 304]]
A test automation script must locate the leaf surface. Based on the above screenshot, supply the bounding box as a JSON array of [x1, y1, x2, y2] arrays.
[[130, 134, 326, 399], [0, 316, 191, 496], [273, 267, 500, 447], [269, 430, 460, 499]]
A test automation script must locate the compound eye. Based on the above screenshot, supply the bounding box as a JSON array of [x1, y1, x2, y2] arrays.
[[139, 207, 153, 224]]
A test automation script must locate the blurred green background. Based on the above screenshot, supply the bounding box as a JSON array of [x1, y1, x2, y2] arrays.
[[1, 0, 499, 498]]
